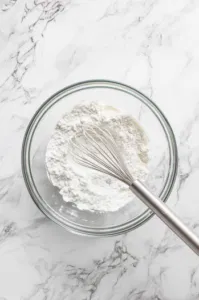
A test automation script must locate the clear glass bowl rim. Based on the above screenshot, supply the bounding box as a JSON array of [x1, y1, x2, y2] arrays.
[[21, 79, 178, 236]]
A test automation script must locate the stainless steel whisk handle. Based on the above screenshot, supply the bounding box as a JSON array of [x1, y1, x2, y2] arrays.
[[130, 180, 199, 256]]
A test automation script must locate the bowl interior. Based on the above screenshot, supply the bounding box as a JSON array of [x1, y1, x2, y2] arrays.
[[22, 81, 177, 235]]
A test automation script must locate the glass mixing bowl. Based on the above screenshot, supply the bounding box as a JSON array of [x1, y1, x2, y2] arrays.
[[22, 80, 178, 236]]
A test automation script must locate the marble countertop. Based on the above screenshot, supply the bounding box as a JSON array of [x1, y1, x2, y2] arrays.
[[1, 0, 199, 299]]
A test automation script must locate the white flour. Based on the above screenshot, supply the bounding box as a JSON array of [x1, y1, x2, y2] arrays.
[[46, 102, 149, 212]]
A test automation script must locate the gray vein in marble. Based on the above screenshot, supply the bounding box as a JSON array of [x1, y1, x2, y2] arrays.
[[176, 105, 199, 204], [22, 240, 139, 300], [1, 0, 17, 12], [0, 0, 67, 103], [0, 221, 17, 244]]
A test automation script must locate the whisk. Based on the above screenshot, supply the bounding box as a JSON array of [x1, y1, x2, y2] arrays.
[[70, 126, 199, 256]]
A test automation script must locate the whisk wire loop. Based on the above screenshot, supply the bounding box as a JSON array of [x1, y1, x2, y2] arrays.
[[70, 126, 133, 185]]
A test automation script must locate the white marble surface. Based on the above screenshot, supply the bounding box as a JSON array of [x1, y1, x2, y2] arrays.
[[1, 0, 199, 299]]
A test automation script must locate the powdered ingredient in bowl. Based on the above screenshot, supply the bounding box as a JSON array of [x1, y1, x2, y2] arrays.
[[45, 101, 149, 212]]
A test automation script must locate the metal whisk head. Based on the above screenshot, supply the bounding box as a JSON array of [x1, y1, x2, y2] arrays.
[[70, 126, 134, 185]]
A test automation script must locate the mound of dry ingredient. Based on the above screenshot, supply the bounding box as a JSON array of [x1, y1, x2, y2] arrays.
[[46, 102, 149, 212]]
